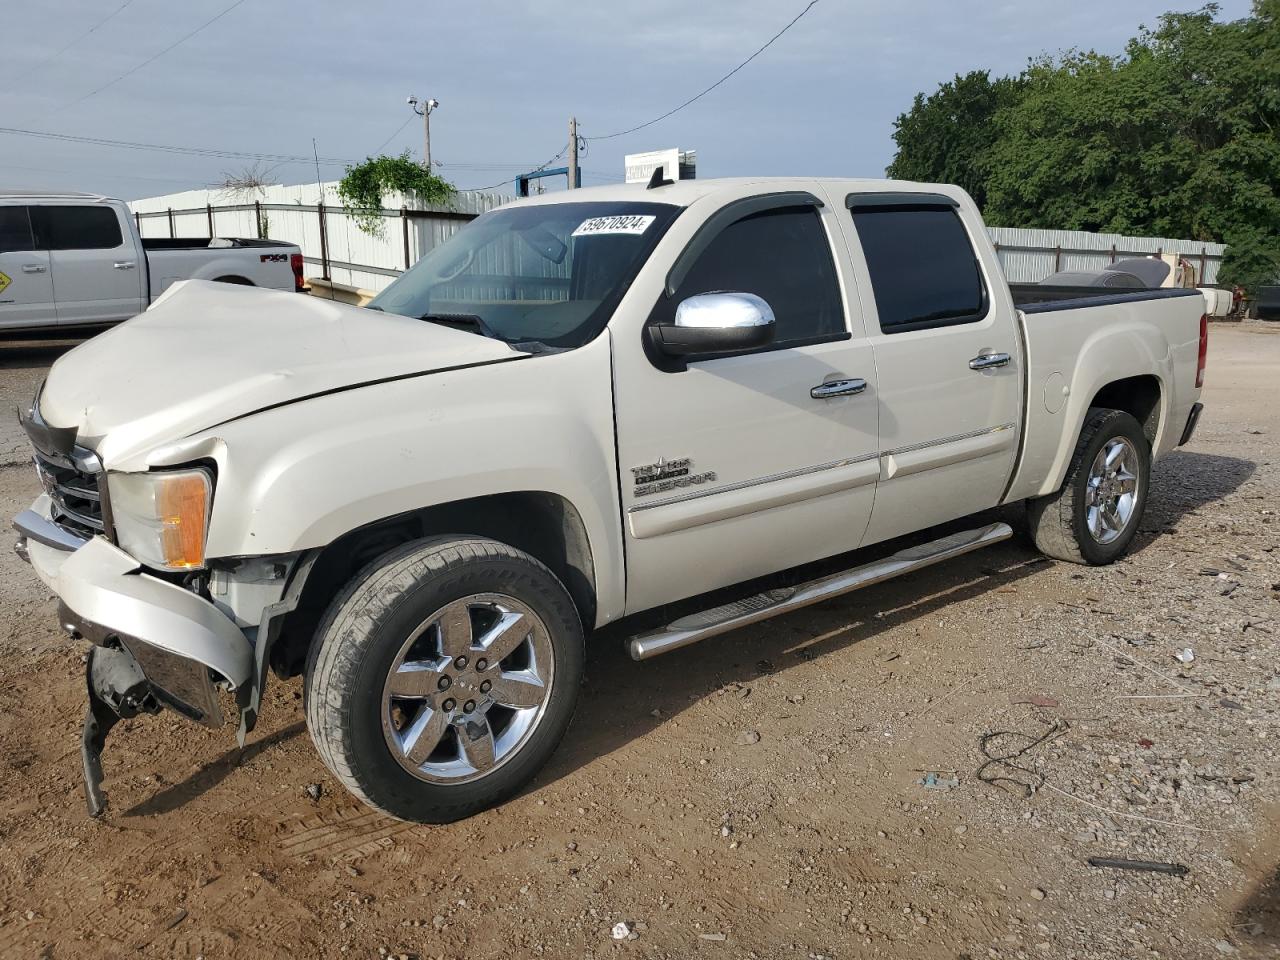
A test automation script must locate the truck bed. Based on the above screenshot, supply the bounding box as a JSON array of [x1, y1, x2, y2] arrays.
[[1005, 286, 1204, 504]]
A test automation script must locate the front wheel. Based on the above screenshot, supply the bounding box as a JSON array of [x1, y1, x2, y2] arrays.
[[304, 537, 584, 823], [1025, 407, 1151, 565]]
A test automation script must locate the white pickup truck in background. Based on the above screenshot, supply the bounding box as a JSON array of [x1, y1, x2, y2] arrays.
[[14, 176, 1207, 823], [0, 191, 303, 334]]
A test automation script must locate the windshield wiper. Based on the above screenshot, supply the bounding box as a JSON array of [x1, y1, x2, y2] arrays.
[[420, 313, 524, 346], [419, 312, 488, 333]]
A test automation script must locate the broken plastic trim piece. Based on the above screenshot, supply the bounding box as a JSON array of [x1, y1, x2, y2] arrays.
[[80, 644, 159, 817]]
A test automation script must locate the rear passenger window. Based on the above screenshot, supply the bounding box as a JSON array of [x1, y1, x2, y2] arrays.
[[38, 205, 123, 250], [850, 204, 987, 333], [669, 206, 845, 348], [0, 206, 34, 253]]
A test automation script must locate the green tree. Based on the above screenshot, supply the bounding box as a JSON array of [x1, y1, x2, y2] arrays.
[[887, 70, 1024, 209], [337, 152, 455, 236], [886, 2, 1280, 292]]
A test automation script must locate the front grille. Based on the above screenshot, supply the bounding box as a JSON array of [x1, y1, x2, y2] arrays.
[[34, 451, 105, 538]]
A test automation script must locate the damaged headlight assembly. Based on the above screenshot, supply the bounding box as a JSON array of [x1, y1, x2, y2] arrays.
[[107, 467, 213, 571]]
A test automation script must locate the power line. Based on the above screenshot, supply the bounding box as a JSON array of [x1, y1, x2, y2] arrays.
[[371, 115, 415, 156], [0, 125, 352, 164], [0, 161, 206, 187], [0, 123, 607, 185], [584, 0, 822, 141], [468, 142, 568, 193], [5, 0, 137, 85], [56, 0, 250, 112]]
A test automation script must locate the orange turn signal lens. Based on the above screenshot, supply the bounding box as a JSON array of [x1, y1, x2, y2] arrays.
[[155, 472, 211, 569], [108, 467, 213, 572]]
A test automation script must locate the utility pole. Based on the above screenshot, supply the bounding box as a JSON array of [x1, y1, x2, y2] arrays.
[[567, 116, 578, 190], [407, 96, 440, 170]]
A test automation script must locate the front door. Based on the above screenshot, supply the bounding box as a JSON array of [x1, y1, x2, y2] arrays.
[[612, 193, 880, 614], [34, 203, 145, 327], [0, 205, 56, 330], [840, 193, 1022, 546]]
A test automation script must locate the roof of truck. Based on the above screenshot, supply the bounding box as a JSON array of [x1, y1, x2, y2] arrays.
[[510, 176, 968, 209], [0, 190, 111, 202]]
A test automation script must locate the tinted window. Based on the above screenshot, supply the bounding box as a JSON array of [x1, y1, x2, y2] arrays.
[[851, 206, 986, 333], [0, 206, 34, 253], [669, 206, 845, 347], [39, 205, 123, 250]]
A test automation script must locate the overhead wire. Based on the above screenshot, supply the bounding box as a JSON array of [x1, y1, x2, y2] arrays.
[[0, 125, 352, 165], [583, 0, 822, 141], [370, 115, 416, 157], [466, 142, 569, 193], [56, 0, 250, 112], [5, 0, 137, 85], [10, 0, 818, 192]]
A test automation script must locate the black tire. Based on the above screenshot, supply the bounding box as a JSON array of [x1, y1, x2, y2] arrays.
[[304, 536, 584, 823], [213, 275, 253, 285], [1025, 407, 1151, 565]]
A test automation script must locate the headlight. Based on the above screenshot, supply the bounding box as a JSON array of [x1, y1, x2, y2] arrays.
[[107, 468, 213, 571]]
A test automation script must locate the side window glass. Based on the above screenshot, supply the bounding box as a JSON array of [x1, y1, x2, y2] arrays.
[[0, 207, 34, 253], [40, 206, 124, 251], [671, 206, 845, 347], [850, 205, 987, 333]]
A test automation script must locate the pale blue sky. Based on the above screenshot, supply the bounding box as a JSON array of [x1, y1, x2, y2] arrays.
[[0, 0, 1256, 200]]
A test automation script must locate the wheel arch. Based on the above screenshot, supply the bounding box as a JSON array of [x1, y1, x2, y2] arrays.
[[1039, 372, 1165, 496], [1089, 374, 1162, 446], [270, 491, 597, 679]]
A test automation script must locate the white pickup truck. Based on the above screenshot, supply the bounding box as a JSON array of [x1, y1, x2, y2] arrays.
[[13, 177, 1207, 822], [0, 191, 303, 334]]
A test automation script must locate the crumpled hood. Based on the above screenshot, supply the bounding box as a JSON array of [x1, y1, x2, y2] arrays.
[[39, 280, 520, 467]]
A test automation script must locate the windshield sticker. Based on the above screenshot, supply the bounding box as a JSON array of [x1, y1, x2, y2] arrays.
[[571, 215, 656, 237]]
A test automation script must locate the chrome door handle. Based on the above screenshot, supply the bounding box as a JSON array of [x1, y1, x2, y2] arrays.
[[113, 261, 136, 270], [969, 353, 1011, 370], [810, 378, 867, 399], [21, 264, 47, 274]]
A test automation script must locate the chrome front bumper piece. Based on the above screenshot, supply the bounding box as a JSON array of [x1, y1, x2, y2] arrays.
[[14, 497, 254, 815]]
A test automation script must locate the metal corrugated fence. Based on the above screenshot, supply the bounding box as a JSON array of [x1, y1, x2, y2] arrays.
[[130, 184, 1228, 290], [129, 182, 507, 292], [988, 226, 1226, 285]]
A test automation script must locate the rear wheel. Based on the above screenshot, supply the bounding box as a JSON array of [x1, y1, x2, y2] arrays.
[[1025, 407, 1150, 565], [304, 537, 584, 823]]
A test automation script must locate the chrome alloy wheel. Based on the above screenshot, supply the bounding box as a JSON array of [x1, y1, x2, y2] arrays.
[[380, 593, 555, 784], [1085, 437, 1140, 545]]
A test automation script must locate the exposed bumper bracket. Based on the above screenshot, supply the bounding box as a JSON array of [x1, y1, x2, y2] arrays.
[[80, 644, 160, 817]]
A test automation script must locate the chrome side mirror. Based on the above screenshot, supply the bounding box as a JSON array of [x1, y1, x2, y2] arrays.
[[649, 292, 776, 358]]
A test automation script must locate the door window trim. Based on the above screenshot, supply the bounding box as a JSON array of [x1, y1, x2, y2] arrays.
[[646, 193, 850, 369], [846, 193, 990, 335]]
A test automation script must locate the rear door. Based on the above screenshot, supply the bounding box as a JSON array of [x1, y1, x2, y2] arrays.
[[612, 190, 880, 613], [0, 205, 56, 330], [840, 193, 1021, 546], [34, 203, 145, 327]]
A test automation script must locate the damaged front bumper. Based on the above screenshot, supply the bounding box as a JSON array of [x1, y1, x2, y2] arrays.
[[15, 498, 254, 815]]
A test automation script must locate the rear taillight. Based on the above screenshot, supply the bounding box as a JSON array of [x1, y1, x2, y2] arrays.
[[1195, 313, 1208, 388], [290, 253, 305, 292]]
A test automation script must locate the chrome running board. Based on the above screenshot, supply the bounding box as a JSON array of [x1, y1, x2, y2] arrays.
[[628, 522, 1013, 661]]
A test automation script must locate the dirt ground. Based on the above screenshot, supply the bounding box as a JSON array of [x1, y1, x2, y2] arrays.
[[1, 324, 1277, 960]]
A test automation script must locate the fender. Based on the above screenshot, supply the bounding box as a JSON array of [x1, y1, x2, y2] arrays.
[[1007, 296, 1199, 502], [157, 335, 628, 625]]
